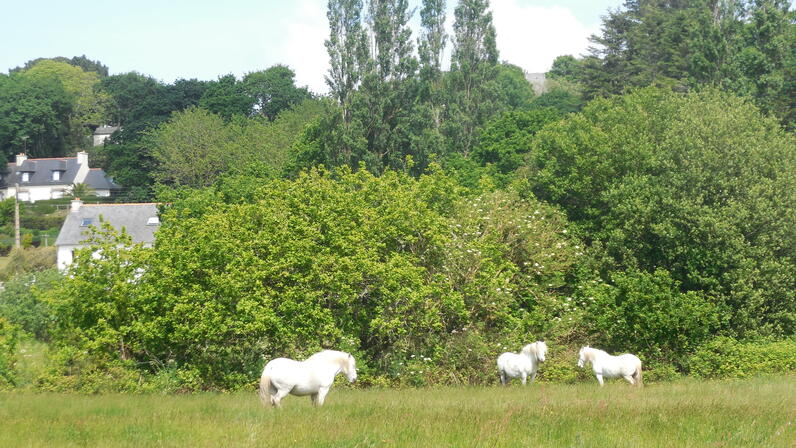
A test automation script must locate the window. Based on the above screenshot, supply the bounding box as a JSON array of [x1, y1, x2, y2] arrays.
[[146, 216, 160, 226], [80, 218, 93, 227], [21, 172, 30, 182], [52, 170, 61, 181]]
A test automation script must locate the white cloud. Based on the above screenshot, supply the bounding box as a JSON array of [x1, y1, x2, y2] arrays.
[[281, 0, 330, 94], [490, 0, 598, 73], [280, 0, 600, 93]]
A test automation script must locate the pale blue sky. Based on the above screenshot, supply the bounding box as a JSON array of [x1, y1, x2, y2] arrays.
[[1, 0, 624, 93]]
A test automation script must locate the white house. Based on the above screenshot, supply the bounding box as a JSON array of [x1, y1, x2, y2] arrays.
[[0, 152, 119, 202], [54, 200, 160, 270], [93, 125, 120, 146]]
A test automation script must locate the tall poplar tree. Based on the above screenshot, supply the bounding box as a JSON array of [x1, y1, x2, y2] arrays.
[[445, 0, 501, 157]]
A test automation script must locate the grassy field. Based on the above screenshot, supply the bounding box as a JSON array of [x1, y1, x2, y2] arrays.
[[0, 376, 794, 447]]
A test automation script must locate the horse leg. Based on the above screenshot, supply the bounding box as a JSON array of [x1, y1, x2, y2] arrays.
[[623, 374, 635, 385], [530, 371, 538, 383], [310, 393, 319, 406], [499, 371, 507, 386], [271, 387, 290, 408], [315, 387, 330, 406], [595, 374, 604, 386], [521, 373, 527, 385]]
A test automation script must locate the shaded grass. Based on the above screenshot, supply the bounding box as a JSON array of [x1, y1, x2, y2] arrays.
[[0, 376, 793, 447], [0, 256, 9, 271]]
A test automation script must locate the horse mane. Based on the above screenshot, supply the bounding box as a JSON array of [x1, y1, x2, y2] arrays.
[[582, 346, 604, 362], [306, 350, 350, 369], [521, 342, 544, 360]]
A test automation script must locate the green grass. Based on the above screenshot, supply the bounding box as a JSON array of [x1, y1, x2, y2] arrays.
[[0, 376, 794, 447], [0, 256, 9, 271]]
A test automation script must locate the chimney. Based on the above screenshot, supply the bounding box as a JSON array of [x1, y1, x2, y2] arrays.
[[76, 151, 89, 167], [71, 199, 82, 212], [74, 151, 90, 183], [15, 153, 27, 165]]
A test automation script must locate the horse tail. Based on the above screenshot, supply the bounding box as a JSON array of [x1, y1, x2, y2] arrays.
[[259, 373, 272, 406], [633, 360, 643, 387]]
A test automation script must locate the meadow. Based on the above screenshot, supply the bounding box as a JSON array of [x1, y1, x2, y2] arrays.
[[1, 376, 793, 447]]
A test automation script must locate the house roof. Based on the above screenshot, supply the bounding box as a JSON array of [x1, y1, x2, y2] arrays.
[[94, 125, 120, 135], [2, 158, 79, 188], [55, 203, 160, 246], [1, 157, 119, 190], [85, 169, 120, 190]]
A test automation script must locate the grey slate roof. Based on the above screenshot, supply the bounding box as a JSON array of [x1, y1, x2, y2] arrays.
[[55, 203, 160, 246], [1, 158, 79, 187], [94, 125, 120, 135], [85, 169, 120, 190], [1, 158, 119, 190]]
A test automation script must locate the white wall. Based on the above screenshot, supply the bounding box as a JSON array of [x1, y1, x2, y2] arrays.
[[57, 244, 78, 271]]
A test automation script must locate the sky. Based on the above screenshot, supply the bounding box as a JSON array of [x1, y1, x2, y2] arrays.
[[0, 0, 624, 93]]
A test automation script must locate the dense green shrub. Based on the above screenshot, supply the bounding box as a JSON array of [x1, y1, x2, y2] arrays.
[[582, 269, 719, 366], [0, 317, 18, 388], [35, 346, 144, 394], [45, 168, 582, 390], [528, 88, 796, 337], [20, 214, 65, 231], [689, 337, 796, 379], [0, 269, 61, 340], [0, 247, 56, 281]]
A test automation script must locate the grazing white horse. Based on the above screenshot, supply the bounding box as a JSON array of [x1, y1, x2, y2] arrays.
[[496, 341, 548, 385], [259, 350, 357, 407], [577, 346, 643, 386]]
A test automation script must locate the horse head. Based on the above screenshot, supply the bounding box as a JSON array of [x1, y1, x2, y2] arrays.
[[577, 346, 590, 368], [343, 353, 357, 383], [536, 341, 548, 362]]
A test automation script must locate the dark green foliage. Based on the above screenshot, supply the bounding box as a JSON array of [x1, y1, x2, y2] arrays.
[[495, 63, 536, 110], [689, 337, 796, 378], [243, 65, 311, 121], [579, 0, 795, 127], [472, 108, 561, 175], [548, 55, 584, 83], [529, 87, 796, 337], [583, 269, 719, 366], [0, 73, 73, 160], [199, 74, 253, 120]]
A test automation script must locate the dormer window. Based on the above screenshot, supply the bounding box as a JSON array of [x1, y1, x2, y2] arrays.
[[52, 170, 63, 181], [80, 218, 93, 227], [21, 172, 30, 182], [146, 216, 160, 226]]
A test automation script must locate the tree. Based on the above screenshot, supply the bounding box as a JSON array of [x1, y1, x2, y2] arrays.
[[495, 63, 536, 110], [444, 0, 501, 157], [528, 87, 796, 337], [548, 55, 585, 84], [472, 108, 560, 175], [67, 183, 96, 199], [243, 65, 311, 121], [0, 73, 73, 160], [148, 107, 231, 188], [21, 60, 111, 131], [325, 0, 368, 110], [10, 55, 109, 77], [199, 74, 253, 120]]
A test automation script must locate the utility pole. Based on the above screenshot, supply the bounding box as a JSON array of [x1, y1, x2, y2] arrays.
[[14, 183, 21, 248]]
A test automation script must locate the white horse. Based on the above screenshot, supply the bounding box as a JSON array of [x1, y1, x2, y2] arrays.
[[496, 341, 548, 385], [577, 346, 643, 386], [259, 350, 357, 407]]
